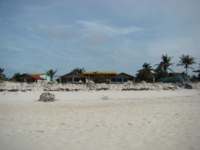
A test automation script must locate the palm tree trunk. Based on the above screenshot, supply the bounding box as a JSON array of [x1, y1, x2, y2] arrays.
[[186, 67, 188, 75], [185, 64, 189, 75]]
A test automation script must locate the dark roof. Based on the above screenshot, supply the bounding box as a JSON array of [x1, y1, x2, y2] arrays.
[[83, 71, 117, 75], [193, 70, 200, 73], [169, 72, 182, 76], [59, 72, 88, 78], [112, 72, 135, 78]]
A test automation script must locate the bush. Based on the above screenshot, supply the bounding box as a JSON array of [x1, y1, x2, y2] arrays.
[[92, 74, 107, 83]]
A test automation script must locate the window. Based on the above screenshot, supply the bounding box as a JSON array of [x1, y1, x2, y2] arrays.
[[124, 78, 128, 82], [74, 78, 80, 82], [116, 78, 122, 82], [67, 78, 72, 82]]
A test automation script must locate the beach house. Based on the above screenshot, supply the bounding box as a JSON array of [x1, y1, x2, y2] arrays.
[[57, 72, 88, 83], [15, 74, 46, 83], [82, 71, 117, 82], [111, 72, 136, 83], [57, 71, 136, 84]]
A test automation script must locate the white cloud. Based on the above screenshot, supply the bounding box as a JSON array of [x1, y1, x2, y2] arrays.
[[31, 25, 79, 39], [78, 21, 142, 35], [85, 32, 111, 45]]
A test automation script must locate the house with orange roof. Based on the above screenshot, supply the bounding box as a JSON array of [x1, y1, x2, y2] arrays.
[[15, 74, 46, 83], [29, 73, 51, 82]]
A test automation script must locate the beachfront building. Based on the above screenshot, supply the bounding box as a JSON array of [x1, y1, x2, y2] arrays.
[[82, 71, 117, 82], [30, 73, 51, 82], [15, 74, 45, 83], [57, 72, 87, 83], [57, 71, 136, 84], [111, 72, 135, 83]]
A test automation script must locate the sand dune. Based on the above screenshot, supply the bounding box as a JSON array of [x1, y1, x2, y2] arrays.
[[0, 90, 200, 150]]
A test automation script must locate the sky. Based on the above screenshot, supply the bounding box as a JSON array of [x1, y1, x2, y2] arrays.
[[0, 0, 200, 78]]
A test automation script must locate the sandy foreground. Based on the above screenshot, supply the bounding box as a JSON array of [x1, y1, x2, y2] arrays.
[[0, 90, 200, 150]]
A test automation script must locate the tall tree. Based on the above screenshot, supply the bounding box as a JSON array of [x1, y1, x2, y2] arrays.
[[13, 73, 21, 78], [71, 67, 85, 74], [177, 54, 196, 75], [155, 54, 174, 72], [136, 63, 153, 82], [46, 69, 57, 81], [0, 68, 5, 78], [154, 54, 174, 79], [154, 67, 168, 80]]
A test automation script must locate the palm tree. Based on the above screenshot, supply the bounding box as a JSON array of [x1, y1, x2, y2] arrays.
[[155, 54, 174, 72], [46, 69, 57, 81], [136, 63, 153, 82], [154, 67, 168, 80], [177, 54, 196, 75], [0, 68, 4, 78], [71, 67, 85, 74], [154, 54, 174, 79]]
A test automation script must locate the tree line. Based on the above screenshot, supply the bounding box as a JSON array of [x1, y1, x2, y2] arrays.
[[0, 54, 199, 82], [136, 54, 197, 82]]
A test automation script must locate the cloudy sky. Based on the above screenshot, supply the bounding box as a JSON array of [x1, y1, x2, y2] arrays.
[[0, 0, 200, 78]]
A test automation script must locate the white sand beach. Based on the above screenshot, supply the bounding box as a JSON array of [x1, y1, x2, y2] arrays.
[[0, 89, 200, 150]]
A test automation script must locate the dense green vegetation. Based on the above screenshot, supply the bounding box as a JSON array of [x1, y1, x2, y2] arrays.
[[136, 54, 198, 82], [71, 67, 85, 74], [92, 73, 107, 83]]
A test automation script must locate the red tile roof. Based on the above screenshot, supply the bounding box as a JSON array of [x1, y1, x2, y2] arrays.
[[27, 74, 45, 80]]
